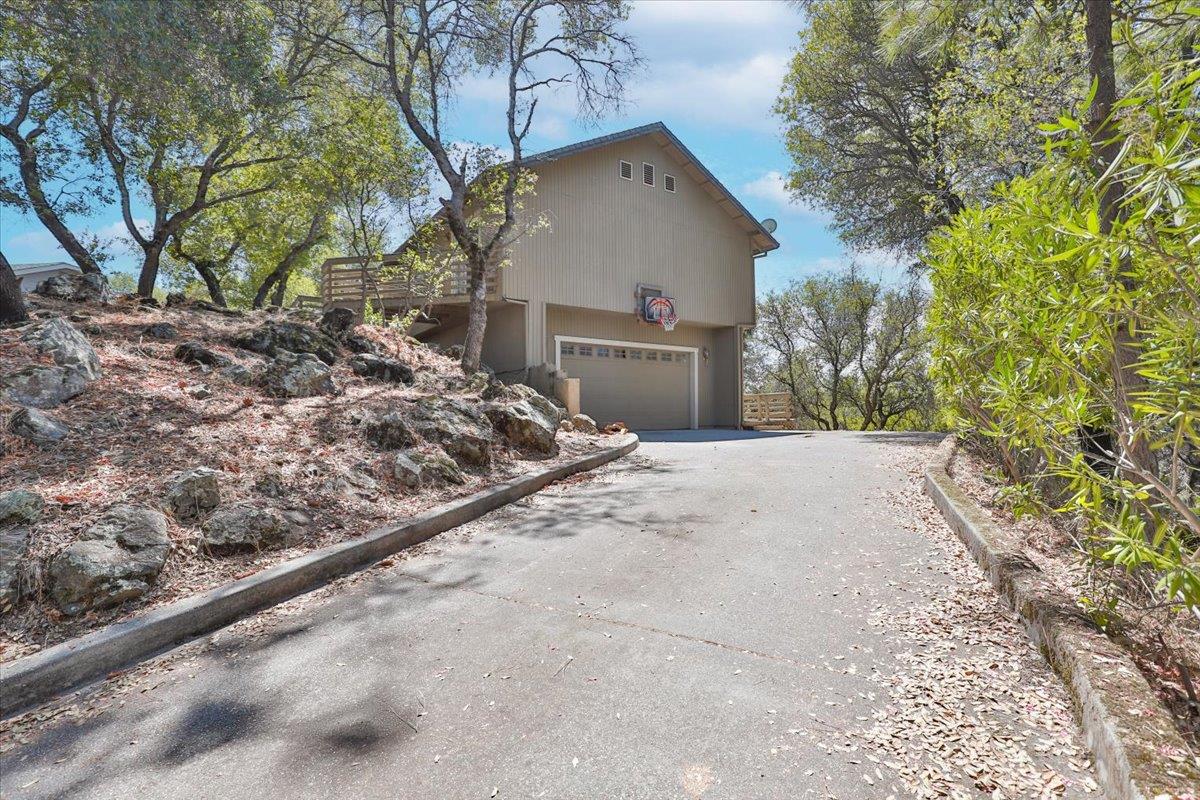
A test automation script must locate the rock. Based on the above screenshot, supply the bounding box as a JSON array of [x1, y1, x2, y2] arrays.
[[366, 411, 416, 449], [445, 344, 465, 360], [217, 363, 255, 386], [8, 407, 71, 444], [201, 503, 286, 554], [411, 447, 465, 485], [49, 505, 171, 615], [184, 383, 212, 399], [559, 419, 574, 432], [348, 353, 414, 385], [261, 351, 335, 398], [173, 340, 232, 368], [324, 465, 379, 499], [0, 490, 44, 525], [393, 451, 424, 488], [570, 413, 599, 434], [142, 322, 178, 340], [166, 292, 187, 307], [464, 371, 490, 394], [35, 272, 111, 304], [411, 396, 494, 466], [319, 307, 356, 340], [22, 317, 102, 380], [0, 527, 30, 608], [1, 365, 88, 408], [164, 467, 221, 520], [234, 321, 340, 365], [485, 399, 558, 453], [281, 509, 313, 532], [343, 334, 377, 355]]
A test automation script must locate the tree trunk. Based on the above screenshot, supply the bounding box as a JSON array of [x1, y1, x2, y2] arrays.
[[271, 270, 289, 308], [1084, 0, 1156, 493], [461, 260, 489, 373], [0, 250, 29, 324], [192, 260, 228, 307], [6, 133, 103, 275], [137, 244, 163, 298]]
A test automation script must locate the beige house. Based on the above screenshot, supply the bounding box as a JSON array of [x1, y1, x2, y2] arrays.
[[322, 122, 778, 430]]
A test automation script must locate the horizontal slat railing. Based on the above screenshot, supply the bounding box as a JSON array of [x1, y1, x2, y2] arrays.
[[320, 257, 497, 308], [743, 392, 796, 430]]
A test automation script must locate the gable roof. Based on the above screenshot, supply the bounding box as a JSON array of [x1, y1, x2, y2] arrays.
[[11, 261, 81, 277], [526, 122, 780, 256]]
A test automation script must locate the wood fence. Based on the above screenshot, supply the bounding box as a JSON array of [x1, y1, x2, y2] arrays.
[[742, 392, 796, 430]]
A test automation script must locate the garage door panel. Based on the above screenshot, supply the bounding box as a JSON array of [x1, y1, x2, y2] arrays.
[[560, 341, 690, 430]]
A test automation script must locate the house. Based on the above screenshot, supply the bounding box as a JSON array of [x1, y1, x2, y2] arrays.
[[11, 261, 82, 292], [321, 122, 779, 430]]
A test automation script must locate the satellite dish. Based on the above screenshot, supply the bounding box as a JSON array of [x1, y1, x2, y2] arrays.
[[761, 218, 778, 234]]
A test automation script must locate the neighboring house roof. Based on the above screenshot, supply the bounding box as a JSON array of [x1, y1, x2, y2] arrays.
[[525, 122, 781, 256], [11, 261, 81, 277]]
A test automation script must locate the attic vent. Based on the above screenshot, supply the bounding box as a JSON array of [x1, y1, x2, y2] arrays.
[[619, 160, 633, 181], [664, 174, 676, 193], [642, 162, 655, 187]]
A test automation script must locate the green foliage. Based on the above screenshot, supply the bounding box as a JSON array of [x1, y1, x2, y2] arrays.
[[926, 58, 1200, 613], [749, 267, 935, 431]]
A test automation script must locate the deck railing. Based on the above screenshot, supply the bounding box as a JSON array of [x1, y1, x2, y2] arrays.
[[319, 256, 498, 311], [743, 392, 796, 430]]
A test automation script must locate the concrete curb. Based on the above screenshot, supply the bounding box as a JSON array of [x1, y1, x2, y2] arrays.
[[924, 435, 1200, 800], [0, 434, 639, 719]]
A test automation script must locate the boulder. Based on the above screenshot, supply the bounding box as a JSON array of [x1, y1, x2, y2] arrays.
[[366, 412, 416, 449], [261, 351, 335, 398], [319, 307, 356, 340], [1, 365, 88, 408], [201, 503, 286, 554], [49, 505, 171, 615], [485, 399, 558, 454], [234, 321, 340, 365], [174, 340, 232, 368], [392, 451, 424, 488], [342, 334, 377, 355], [323, 465, 380, 499], [0, 527, 30, 608], [35, 272, 111, 304], [142, 322, 178, 340], [411, 396, 494, 466], [217, 363, 256, 386], [164, 467, 221, 520], [411, 447, 465, 485], [559, 419, 575, 433], [21, 317, 102, 380], [570, 413, 599, 435], [8, 407, 71, 444], [0, 490, 44, 526], [348, 353, 414, 385], [184, 383, 212, 400]]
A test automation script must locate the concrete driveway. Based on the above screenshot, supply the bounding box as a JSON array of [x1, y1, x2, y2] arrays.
[[0, 431, 1093, 798]]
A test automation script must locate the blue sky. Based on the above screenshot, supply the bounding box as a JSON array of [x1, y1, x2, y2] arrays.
[[0, 1, 899, 294]]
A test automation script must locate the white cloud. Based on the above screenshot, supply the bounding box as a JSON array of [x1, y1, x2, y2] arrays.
[[629, 52, 789, 134], [740, 170, 832, 223]]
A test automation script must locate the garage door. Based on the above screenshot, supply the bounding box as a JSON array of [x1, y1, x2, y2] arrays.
[[559, 340, 692, 430]]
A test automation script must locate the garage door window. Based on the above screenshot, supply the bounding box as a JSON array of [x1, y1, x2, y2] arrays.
[[646, 351, 657, 362], [613, 348, 627, 359], [630, 349, 642, 360], [596, 346, 610, 358], [561, 343, 576, 356], [578, 345, 593, 357]]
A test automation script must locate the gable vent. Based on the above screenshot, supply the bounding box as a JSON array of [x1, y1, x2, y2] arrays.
[[619, 160, 633, 181], [642, 162, 655, 187], [664, 174, 676, 193]]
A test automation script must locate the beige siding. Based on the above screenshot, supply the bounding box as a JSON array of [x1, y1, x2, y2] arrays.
[[505, 137, 757, 367], [546, 305, 739, 426], [422, 302, 526, 375]]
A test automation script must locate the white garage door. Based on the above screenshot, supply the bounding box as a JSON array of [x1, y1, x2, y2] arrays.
[[559, 340, 693, 430]]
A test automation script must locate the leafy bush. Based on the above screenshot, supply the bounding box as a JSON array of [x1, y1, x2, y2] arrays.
[[927, 60, 1200, 615]]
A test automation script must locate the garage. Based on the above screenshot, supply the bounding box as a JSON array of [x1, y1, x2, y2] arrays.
[[556, 337, 696, 430]]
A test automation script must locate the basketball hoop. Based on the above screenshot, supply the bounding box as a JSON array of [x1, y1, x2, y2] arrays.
[[644, 295, 679, 332]]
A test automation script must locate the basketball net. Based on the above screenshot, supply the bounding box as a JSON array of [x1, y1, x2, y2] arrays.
[[659, 312, 678, 332]]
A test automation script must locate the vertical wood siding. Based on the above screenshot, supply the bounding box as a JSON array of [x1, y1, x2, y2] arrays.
[[504, 136, 757, 367]]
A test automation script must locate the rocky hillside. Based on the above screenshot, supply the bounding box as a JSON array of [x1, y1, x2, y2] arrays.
[[0, 277, 608, 658]]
